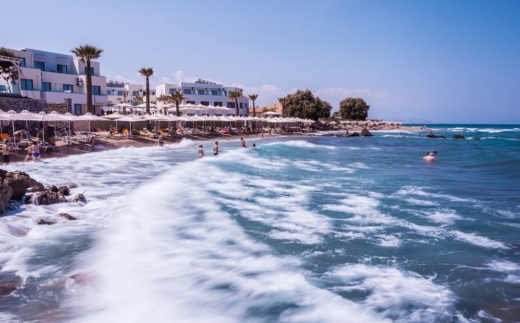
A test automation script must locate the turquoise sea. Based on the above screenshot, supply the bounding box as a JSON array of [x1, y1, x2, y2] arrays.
[[0, 124, 518, 322]]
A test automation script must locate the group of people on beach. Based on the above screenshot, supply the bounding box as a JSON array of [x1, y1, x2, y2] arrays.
[[2, 140, 41, 165], [197, 138, 256, 158]]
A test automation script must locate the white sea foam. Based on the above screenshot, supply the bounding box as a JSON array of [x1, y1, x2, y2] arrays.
[[451, 231, 509, 249], [375, 234, 401, 247], [405, 198, 437, 206], [486, 260, 520, 272], [424, 210, 461, 224], [325, 264, 454, 322], [268, 140, 337, 150]]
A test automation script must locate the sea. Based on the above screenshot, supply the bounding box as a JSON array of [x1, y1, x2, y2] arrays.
[[0, 124, 519, 323]]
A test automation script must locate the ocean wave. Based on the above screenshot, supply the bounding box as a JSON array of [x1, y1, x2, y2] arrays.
[[266, 140, 337, 150]]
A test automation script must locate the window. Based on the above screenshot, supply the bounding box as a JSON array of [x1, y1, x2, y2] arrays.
[[57, 64, 67, 74], [183, 89, 191, 95], [197, 90, 205, 95], [201, 101, 209, 106], [117, 90, 124, 96], [19, 58, 26, 67], [34, 61, 45, 70], [210, 90, 218, 96], [132, 91, 139, 96], [132, 102, 137, 107], [42, 82, 51, 92], [92, 86, 101, 95], [187, 101, 195, 104], [214, 102, 222, 107], [63, 84, 73, 93], [74, 104, 82, 116], [169, 89, 176, 94], [21, 79, 34, 91], [84, 67, 94, 75], [223, 91, 227, 96]]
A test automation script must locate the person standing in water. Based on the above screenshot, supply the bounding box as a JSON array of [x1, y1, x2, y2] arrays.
[[213, 141, 219, 156], [158, 134, 164, 147], [198, 144, 205, 158], [423, 152, 436, 162], [240, 137, 247, 148], [2, 139, 11, 165]]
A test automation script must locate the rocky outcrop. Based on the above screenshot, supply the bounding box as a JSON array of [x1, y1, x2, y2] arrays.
[[3, 171, 43, 200], [58, 213, 77, 221], [453, 135, 465, 140], [58, 186, 70, 196], [33, 191, 67, 206], [426, 134, 447, 139], [360, 128, 373, 137], [37, 219, 56, 225], [0, 185, 13, 213], [72, 193, 87, 203], [0, 283, 18, 295]]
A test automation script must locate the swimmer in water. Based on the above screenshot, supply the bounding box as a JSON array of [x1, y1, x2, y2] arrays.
[[423, 151, 436, 161], [198, 145, 205, 158], [213, 141, 219, 156]]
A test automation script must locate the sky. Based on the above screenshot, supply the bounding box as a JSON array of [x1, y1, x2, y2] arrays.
[[3, 0, 519, 123]]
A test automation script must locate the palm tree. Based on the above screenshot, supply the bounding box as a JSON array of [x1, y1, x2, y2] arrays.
[[228, 90, 242, 116], [278, 97, 287, 117], [138, 67, 154, 114], [71, 45, 103, 114], [122, 90, 129, 114], [168, 91, 188, 117], [248, 94, 258, 117]]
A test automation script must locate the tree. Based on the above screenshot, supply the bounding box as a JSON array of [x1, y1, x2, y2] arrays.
[[0, 47, 19, 93], [70, 45, 103, 114], [157, 91, 187, 116], [279, 89, 332, 121], [248, 94, 258, 117], [277, 97, 286, 117], [339, 98, 370, 120], [134, 96, 143, 105], [228, 90, 242, 116], [138, 67, 154, 114], [122, 90, 129, 114]]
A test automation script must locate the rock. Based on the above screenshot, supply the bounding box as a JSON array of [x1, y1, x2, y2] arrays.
[[58, 213, 77, 221], [25, 194, 32, 204], [33, 191, 68, 205], [453, 135, 465, 140], [72, 193, 87, 203], [426, 134, 447, 139], [360, 129, 373, 137], [0, 184, 13, 214], [347, 132, 360, 137], [0, 169, 7, 181], [68, 183, 79, 189], [0, 283, 18, 295], [48, 185, 59, 193], [58, 186, 70, 196], [27, 183, 46, 193], [3, 171, 43, 201], [37, 219, 56, 225]]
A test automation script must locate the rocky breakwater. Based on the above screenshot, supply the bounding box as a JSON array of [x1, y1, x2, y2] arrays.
[[0, 170, 86, 213]]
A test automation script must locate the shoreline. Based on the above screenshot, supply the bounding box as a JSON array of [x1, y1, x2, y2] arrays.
[[3, 126, 423, 165]]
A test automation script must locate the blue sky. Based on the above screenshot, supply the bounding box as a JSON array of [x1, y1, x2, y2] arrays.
[[3, 0, 519, 123]]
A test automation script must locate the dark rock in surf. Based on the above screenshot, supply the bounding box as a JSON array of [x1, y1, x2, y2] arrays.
[[3, 171, 43, 200], [453, 135, 465, 140], [72, 193, 87, 203], [360, 128, 373, 137], [0, 184, 13, 214], [426, 134, 446, 139], [34, 191, 67, 205], [0, 283, 18, 295], [37, 219, 56, 225], [58, 213, 77, 221], [58, 186, 70, 196], [347, 132, 360, 137], [48, 185, 59, 193]]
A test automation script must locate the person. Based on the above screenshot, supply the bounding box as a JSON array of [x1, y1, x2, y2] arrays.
[[213, 141, 219, 156], [240, 137, 247, 148], [428, 129, 433, 136], [158, 134, 164, 147], [2, 139, 11, 165], [26, 141, 41, 162], [47, 135, 56, 146], [423, 152, 436, 162], [146, 121, 152, 132], [198, 144, 205, 158], [252, 143, 256, 148], [90, 136, 96, 151]]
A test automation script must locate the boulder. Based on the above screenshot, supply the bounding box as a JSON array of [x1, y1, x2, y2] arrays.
[[0, 283, 18, 295], [453, 135, 465, 140], [33, 191, 67, 205], [58, 213, 77, 221], [3, 171, 43, 201], [426, 134, 447, 139], [0, 184, 13, 214], [347, 132, 360, 137], [48, 185, 59, 193], [58, 186, 70, 196], [360, 128, 373, 137], [72, 193, 87, 203], [37, 219, 56, 225]]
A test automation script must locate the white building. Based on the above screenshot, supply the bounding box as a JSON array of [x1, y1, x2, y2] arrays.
[[1, 47, 107, 115], [106, 81, 156, 107], [156, 79, 249, 116]]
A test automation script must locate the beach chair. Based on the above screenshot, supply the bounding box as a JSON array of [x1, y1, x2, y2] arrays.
[[55, 130, 73, 144]]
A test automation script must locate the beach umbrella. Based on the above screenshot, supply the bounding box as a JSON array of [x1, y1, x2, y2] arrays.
[[77, 112, 107, 133], [117, 115, 144, 133]]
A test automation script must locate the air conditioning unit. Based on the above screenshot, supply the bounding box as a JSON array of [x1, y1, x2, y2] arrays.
[[77, 78, 83, 86]]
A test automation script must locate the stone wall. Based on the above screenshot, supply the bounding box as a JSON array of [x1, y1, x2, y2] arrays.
[[0, 97, 47, 113], [47, 103, 70, 114]]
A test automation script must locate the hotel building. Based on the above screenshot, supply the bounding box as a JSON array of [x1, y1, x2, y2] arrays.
[[156, 79, 249, 116], [0, 47, 107, 115], [106, 81, 156, 107]]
